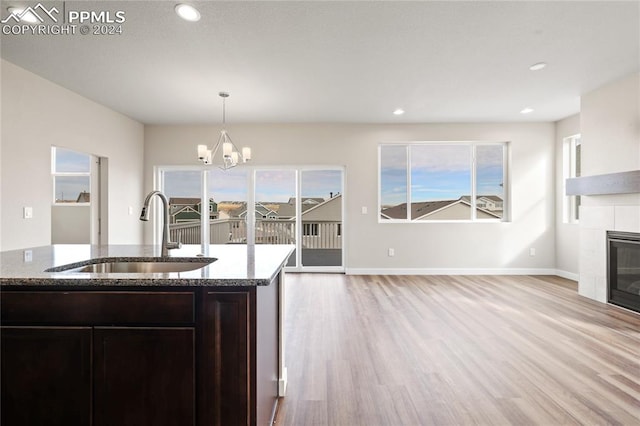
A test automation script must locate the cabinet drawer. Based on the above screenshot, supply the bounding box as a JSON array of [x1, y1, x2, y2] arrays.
[[1, 291, 195, 325]]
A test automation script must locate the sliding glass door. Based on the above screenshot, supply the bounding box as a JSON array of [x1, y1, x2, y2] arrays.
[[300, 170, 343, 268], [157, 166, 344, 271]]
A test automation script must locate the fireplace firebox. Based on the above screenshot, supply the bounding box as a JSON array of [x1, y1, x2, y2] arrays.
[[607, 231, 640, 313]]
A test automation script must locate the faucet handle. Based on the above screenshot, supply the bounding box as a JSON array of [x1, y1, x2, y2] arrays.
[[167, 241, 182, 250], [168, 232, 182, 250]]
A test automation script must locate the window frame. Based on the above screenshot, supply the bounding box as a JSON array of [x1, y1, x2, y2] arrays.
[[563, 134, 581, 223], [51, 146, 92, 206], [378, 141, 509, 223]]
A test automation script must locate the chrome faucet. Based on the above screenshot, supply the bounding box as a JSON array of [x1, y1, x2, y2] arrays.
[[140, 190, 181, 257]]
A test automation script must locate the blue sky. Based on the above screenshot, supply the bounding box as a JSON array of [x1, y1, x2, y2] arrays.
[[163, 169, 341, 203], [54, 147, 90, 173]]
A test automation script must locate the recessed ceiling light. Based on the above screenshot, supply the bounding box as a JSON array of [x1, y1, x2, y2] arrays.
[[175, 4, 201, 22], [520, 107, 534, 114], [7, 6, 39, 23], [393, 109, 405, 116], [529, 62, 547, 71]]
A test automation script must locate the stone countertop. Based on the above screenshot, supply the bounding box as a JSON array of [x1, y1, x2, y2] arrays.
[[0, 244, 294, 287]]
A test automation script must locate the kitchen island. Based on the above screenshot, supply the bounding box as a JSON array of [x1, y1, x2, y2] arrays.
[[0, 244, 293, 426]]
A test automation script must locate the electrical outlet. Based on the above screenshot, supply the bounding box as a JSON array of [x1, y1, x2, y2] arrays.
[[361, 206, 368, 214], [388, 248, 395, 257], [23, 250, 33, 262], [530, 248, 536, 256], [128, 206, 134, 215]]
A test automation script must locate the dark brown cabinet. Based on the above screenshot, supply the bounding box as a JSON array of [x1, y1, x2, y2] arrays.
[[1, 327, 92, 426], [199, 291, 250, 425], [93, 327, 195, 426], [1, 280, 280, 426]]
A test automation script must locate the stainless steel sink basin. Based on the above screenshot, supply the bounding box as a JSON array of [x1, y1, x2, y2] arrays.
[[46, 258, 216, 274]]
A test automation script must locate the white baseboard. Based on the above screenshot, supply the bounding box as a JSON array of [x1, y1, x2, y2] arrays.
[[554, 269, 579, 281], [278, 368, 288, 397], [345, 267, 560, 276]]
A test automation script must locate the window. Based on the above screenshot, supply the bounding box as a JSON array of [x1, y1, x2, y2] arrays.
[[379, 142, 508, 222], [51, 147, 91, 204], [303, 223, 319, 236], [563, 134, 581, 223]]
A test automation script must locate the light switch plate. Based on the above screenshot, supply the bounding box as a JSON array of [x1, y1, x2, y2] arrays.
[[23, 207, 33, 219]]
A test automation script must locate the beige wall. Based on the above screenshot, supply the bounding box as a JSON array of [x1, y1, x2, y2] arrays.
[[578, 72, 640, 302], [554, 113, 580, 279], [145, 122, 556, 273], [581, 72, 640, 197], [0, 60, 145, 251]]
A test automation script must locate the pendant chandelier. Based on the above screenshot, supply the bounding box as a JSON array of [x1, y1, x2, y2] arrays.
[[197, 92, 251, 170]]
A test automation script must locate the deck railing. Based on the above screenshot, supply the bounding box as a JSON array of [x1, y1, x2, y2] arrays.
[[169, 218, 341, 248]]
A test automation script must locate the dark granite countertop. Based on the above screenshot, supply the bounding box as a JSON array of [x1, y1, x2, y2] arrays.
[[0, 244, 294, 287]]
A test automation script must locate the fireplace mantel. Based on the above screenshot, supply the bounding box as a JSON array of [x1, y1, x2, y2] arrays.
[[566, 170, 640, 196]]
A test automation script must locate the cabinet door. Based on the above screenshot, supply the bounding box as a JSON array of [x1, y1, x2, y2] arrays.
[[93, 327, 195, 426], [1, 327, 92, 426], [200, 291, 251, 426]]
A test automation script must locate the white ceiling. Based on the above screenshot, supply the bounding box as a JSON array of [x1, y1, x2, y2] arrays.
[[1, 0, 638, 124]]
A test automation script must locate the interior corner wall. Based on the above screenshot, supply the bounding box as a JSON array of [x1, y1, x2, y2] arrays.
[[578, 72, 640, 302], [144, 122, 556, 273], [0, 60, 145, 251], [554, 113, 580, 279]]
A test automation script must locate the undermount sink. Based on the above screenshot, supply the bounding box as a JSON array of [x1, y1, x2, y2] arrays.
[[46, 257, 216, 274]]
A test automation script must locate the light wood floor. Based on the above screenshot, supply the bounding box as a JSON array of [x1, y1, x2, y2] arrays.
[[275, 274, 640, 426]]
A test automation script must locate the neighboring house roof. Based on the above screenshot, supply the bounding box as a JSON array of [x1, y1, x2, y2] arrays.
[[76, 191, 90, 203], [460, 195, 503, 203], [234, 198, 332, 219], [299, 194, 342, 219], [287, 197, 324, 206], [238, 202, 277, 218], [169, 197, 217, 206], [172, 205, 199, 216], [381, 200, 454, 220], [276, 203, 296, 218], [169, 197, 201, 206], [381, 197, 501, 220], [275, 197, 331, 217]]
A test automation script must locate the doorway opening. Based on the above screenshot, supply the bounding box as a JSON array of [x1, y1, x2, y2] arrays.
[[156, 166, 345, 272], [50, 147, 107, 245]]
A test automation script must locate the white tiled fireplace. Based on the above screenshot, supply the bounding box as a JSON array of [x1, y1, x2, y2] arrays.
[[579, 205, 640, 303]]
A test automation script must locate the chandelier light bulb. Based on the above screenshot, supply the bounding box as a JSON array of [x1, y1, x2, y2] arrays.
[[242, 147, 252, 161], [223, 142, 233, 157], [197, 144, 208, 160]]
